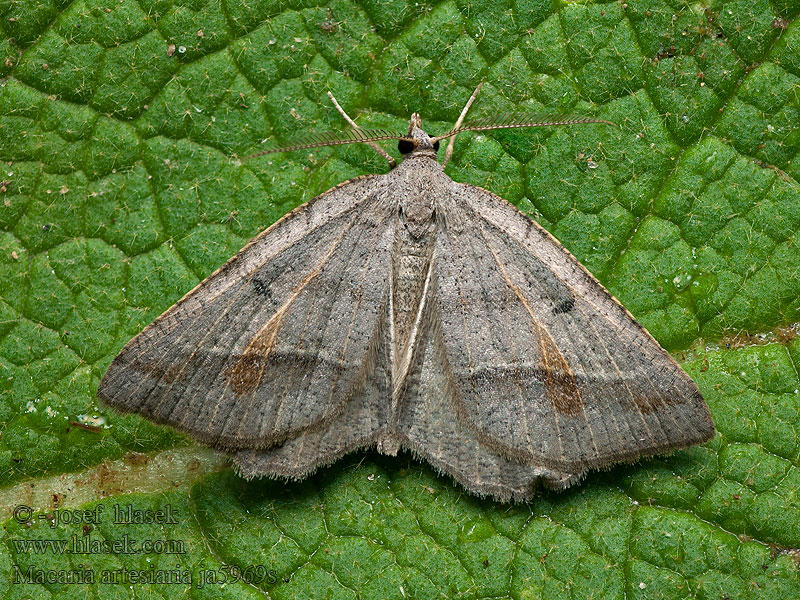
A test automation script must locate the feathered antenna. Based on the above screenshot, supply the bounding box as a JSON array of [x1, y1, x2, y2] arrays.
[[431, 113, 616, 143], [245, 85, 615, 168], [246, 128, 410, 161], [246, 92, 410, 167]]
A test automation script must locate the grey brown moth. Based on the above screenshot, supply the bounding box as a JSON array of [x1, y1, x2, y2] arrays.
[[98, 85, 715, 501]]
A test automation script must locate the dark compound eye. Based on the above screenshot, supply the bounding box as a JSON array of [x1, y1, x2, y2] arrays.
[[398, 139, 415, 154], [433, 140, 440, 152]]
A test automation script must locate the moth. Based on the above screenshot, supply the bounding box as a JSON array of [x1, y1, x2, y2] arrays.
[[98, 85, 715, 501]]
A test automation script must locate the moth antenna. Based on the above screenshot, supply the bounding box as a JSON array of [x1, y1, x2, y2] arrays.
[[431, 113, 616, 143], [245, 129, 410, 161], [327, 91, 398, 168], [443, 81, 484, 168]]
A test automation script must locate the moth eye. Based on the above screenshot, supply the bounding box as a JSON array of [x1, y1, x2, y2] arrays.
[[433, 140, 440, 152], [398, 139, 415, 154]]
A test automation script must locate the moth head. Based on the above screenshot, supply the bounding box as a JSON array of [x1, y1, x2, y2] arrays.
[[399, 113, 439, 155]]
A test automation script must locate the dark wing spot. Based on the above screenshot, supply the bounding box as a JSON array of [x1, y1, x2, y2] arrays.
[[552, 297, 575, 315], [252, 277, 273, 300]]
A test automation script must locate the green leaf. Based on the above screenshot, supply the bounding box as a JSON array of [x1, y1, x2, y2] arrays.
[[2, 0, 800, 597]]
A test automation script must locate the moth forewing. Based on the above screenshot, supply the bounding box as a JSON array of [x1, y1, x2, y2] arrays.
[[98, 175, 397, 451], [98, 87, 714, 502], [433, 184, 714, 471]]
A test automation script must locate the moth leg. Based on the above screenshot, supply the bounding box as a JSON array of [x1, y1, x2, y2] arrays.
[[327, 91, 397, 168], [442, 81, 484, 168]]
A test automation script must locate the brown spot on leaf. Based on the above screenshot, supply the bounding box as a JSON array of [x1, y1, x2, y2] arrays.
[[124, 451, 150, 466], [69, 420, 102, 433], [96, 463, 125, 497], [654, 45, 676, 62], [777, 324, 798, 345], [319, 19, 338, 32], [721, 332, 761, 349]]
